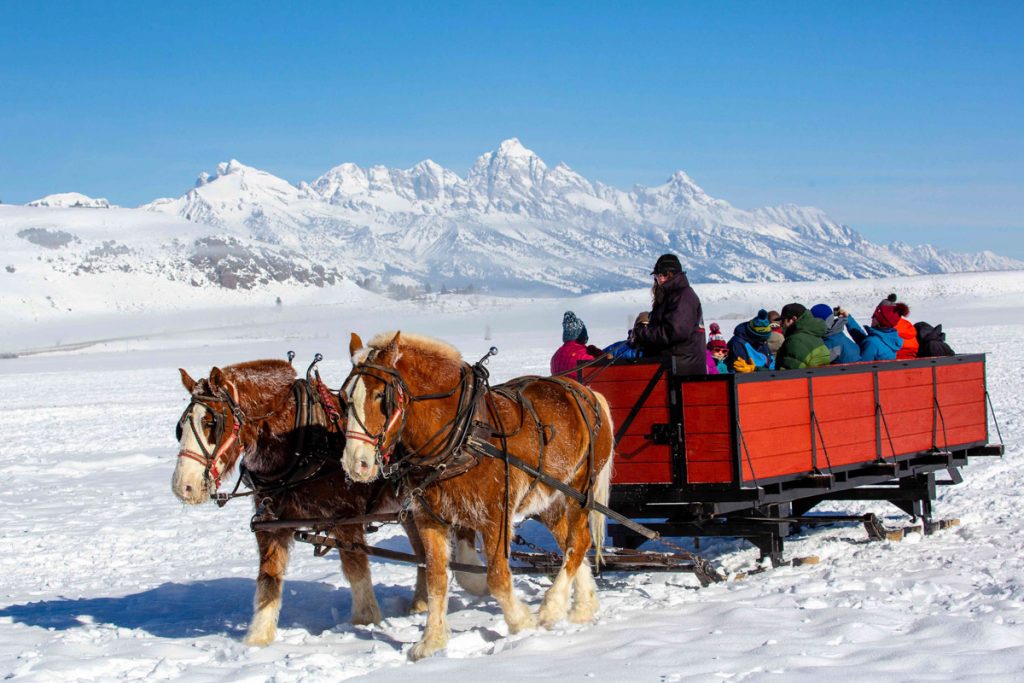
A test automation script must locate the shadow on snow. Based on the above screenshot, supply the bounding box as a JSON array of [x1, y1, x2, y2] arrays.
[[0, 578, 417, 639]]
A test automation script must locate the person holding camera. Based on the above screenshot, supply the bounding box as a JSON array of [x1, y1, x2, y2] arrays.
[[810, 303, 863, 364]]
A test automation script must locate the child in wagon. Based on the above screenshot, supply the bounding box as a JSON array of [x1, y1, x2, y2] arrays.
[[551, 311, 603, 374], [707, 323, 729, 373]]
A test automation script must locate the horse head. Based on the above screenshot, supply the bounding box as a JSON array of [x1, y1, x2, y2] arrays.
[[342, 332, 405, 482], [171, 360, 294, 504]]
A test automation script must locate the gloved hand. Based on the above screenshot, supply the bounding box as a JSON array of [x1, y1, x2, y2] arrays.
[[733, 357, 757, 374]]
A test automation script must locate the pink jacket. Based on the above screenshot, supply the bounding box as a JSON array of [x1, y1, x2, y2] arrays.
[[550, 341, 595, 375]]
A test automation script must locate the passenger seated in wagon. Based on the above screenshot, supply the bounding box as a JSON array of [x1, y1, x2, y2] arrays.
[[631, 253, 707, 375], [810, 303, 863, 364], [603, 312, 647, 360], [726, 309, 775, 373], [766, 310, 785, 355], [551, 311, 602, 375], [707, 323, 729, 373], [853, 296, 904, 361], [915, 321, 955, 357], [777, 303, 831, 369]]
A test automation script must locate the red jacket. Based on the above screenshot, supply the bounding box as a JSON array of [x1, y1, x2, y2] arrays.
[[895, 318, 919, 359], [550, 341, 594, 375]]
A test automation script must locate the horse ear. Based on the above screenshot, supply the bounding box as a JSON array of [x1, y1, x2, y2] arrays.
[[179, 368, 197, 393], [349, 332, 364, 359], [221, 378, 240, 405], [209, 367, 225, 391], [379, 332, 403, 364]]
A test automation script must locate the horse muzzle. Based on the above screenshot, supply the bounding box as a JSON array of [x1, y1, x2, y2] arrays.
[[171, 451, 215, 504], [343, 444, 380, 483]]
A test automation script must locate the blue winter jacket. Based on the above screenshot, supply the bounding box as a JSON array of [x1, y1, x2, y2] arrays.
[[726, 322, 775, 372], [604, 339, 642, 360], [821, 314, 862, 364], [856, 325, 903, 361]]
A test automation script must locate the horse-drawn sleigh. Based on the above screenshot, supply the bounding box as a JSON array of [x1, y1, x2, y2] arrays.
[[171, 331, 1002, 659]]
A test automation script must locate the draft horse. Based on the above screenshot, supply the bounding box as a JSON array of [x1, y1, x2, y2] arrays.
[[170, 358, 484, 646], [342, 331, 616, 660]]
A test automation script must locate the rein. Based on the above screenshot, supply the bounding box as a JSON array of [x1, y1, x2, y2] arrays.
[[214, 377, 344, 507]]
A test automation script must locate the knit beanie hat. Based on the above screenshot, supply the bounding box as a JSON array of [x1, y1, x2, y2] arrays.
[[577, 324, 589, 345], [810, 303, 833, 321], [707, 322, 728, 351], [562, 311, 586, 343], [872, 293, 906, 329], [651, 253, 683, 275], [747, 309, 772, 340]]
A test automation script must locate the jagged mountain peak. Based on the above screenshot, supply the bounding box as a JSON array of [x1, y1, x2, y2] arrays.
[[495, 137, 534, 158], [122, 139, 1022, 293]]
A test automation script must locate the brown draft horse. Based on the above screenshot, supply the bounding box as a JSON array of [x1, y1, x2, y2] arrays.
[[342, 332, 616, 660], [170, 358, 485, 646]]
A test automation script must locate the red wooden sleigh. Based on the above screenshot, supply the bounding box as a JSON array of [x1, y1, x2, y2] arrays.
[[579, 354, 1001, 563]]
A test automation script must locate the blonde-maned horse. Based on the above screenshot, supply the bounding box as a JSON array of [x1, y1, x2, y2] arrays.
[[171, 359, 484, 646], [342, 332, 615, 660]]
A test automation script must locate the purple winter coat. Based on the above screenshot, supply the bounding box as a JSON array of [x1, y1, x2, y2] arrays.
[[632, 272, 706, 375]]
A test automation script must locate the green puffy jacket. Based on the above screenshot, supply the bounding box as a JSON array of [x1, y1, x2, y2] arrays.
[[778, 311, 831, 370]]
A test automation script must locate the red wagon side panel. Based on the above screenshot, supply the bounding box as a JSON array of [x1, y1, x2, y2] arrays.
[[808, 373, 877, 468], [680, 381, 732, 483], [581, 363, 673, 485], [935, 362, 987, 446], [737, 378, 813, 482]]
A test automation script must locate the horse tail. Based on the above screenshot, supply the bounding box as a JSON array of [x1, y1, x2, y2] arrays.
[[589, 391, 615, 567]]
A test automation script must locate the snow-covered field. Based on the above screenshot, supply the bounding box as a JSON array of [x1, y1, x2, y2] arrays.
[[2, 272, 1023, 681]]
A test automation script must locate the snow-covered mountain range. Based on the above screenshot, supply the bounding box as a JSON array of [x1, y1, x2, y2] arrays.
[[4, 138, 1021, 305]]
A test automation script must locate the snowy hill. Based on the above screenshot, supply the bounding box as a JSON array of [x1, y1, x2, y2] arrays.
[[4, 139, 1022, 311], [26, 192, 115, 209]]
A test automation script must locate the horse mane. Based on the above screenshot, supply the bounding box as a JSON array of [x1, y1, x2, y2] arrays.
[[368, 331, 463, 366]]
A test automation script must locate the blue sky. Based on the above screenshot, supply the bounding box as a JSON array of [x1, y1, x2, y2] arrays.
[[2, 2, 1022, 257]]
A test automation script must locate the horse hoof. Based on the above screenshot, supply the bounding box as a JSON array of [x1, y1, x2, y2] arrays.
[[351, 605, 383, 626], [568, 607, 596, 624], [506, 610, 537, 635], [243, 631, 275, 647], [408, 639, 446, 661], [408, 599, 429, 615]]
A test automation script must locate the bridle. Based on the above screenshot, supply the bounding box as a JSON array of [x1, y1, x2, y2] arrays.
[[175, 385, 247, 491], [342, 363, 415, 470], [342, 352, 489, 475]]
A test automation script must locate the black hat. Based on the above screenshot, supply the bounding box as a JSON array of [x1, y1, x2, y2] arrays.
[[780, 303, 806, 320], [651, 253, 682, 275]]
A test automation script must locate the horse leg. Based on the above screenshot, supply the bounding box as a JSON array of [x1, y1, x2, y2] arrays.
[[538, 503, 591, 629], [408, 515, 451, 661], [482, 518, 536, 635], [245, 530, 291, 646], [336, 525, 382, 626], [402, 518, 429, 614], [452, 526, 488, 597]]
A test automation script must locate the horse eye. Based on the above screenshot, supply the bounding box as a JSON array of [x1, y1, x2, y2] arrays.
[[373, 392, 384, 402]]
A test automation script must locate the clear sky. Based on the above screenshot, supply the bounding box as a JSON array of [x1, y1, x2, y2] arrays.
[[2, 2, 1022, 257]]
